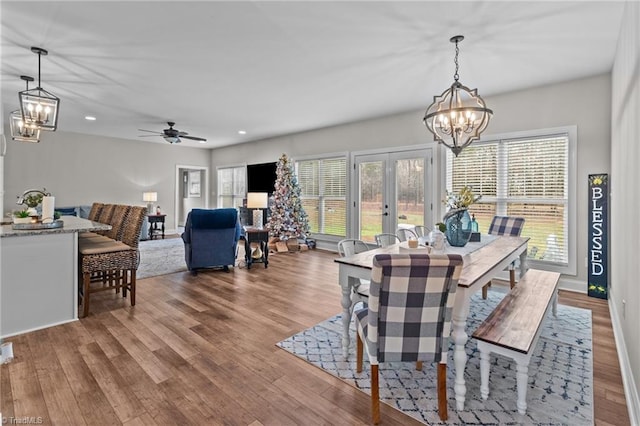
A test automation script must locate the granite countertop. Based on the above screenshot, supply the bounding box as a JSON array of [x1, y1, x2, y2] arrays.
[[0, 216, 111, 238]]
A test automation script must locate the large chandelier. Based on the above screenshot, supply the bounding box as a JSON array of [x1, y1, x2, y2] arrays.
[[10, 76, 41, 143], [19, 46, 60, 131], [423, 35, 492, 157]]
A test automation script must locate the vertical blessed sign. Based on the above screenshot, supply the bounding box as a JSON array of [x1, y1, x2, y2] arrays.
[[588, 174, 608, 299]]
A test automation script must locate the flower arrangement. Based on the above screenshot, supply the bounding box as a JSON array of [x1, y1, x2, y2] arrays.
[[443, 185, 481, 210], [441, 186, 480, 247]]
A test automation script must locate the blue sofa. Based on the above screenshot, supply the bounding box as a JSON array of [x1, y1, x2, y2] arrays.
[[54, 205, 92, 218], [181, 208, 242, 274]]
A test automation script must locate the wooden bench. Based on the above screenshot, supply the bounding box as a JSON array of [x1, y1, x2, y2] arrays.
[[472, 268, 561, 415]]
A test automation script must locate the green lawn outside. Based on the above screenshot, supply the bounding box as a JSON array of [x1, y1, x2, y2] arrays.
[[304, 202, 566, 263]]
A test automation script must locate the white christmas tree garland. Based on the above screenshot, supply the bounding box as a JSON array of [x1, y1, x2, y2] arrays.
[[266, 153, 310, 241]]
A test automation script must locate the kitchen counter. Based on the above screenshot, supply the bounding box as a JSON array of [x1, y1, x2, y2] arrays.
[[0, 215, 110, 238], [1, 216, 111, 338]]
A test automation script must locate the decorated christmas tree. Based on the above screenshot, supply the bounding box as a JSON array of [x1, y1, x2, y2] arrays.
[[267, 153, 310, 241]]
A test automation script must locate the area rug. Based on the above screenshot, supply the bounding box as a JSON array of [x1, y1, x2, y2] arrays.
[[137, 237, 188, 279], [137, 237, 249, 278], [276, 291, 593, 425]]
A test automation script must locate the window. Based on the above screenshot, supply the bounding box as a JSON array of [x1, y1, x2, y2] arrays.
[[447, 128, 575, 273], [217, 165, 246, 208], [296, 156, 347, 237]]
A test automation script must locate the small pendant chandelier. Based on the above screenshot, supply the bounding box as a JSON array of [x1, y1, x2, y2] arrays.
[[10, 75, 41, 143], [19, 46, 60, 131], [423, 35, 492, 157]]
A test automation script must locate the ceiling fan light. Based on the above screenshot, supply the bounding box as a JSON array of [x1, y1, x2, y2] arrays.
[[139, 122, 204, 144], [163, 136, 181, 144]]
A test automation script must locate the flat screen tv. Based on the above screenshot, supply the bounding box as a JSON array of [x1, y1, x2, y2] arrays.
[[247, 162, 277, 194]]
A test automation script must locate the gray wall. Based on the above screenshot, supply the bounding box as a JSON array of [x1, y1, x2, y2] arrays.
[[3, 131, 210, 230], [611, 1, 640, 422], [210, 73, 611, 292]]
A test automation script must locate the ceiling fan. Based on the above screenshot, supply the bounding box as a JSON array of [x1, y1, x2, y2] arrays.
[[138, 122, 206, 144]]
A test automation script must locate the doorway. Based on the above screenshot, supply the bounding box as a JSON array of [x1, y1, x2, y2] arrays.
[[175, 165, 209, 229], [352, 149, 432, 244]]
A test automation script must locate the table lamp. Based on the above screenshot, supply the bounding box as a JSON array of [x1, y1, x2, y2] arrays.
[[143, 191, 157, 214], [247, 192, 269, 228]]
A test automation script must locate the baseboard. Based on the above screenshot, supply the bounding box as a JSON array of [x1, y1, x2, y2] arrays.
[[1, 318, 78, 339], [316, 240, 341, 252], [557, 276, 586, 294], [609, 297, 640, 425]]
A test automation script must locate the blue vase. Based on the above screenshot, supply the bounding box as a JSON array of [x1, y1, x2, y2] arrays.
[[443, 208, 472, 247]]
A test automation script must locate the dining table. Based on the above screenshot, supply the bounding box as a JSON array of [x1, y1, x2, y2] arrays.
[[334, 235, 529, 411]]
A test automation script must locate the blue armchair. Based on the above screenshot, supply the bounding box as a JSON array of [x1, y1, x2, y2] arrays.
[[181, 208, 242, 274]]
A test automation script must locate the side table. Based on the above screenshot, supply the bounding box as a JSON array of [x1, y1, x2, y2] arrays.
[[243, 226, 269, 269], [147, 214, 166, 240]]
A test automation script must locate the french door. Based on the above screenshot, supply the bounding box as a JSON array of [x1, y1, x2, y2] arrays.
[[353, 149, 432, 244]]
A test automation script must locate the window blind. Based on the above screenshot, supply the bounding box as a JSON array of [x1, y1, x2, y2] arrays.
[[217, 166, 246, 208], [296, 157, 347, 237], [448, 134, 569, 266]]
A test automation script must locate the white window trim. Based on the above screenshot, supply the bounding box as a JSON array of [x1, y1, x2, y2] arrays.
[[295, 152, 349, 241], [443, 126, 577, 276], [349, 143, 438, 240], [216, 163, 247, 208]]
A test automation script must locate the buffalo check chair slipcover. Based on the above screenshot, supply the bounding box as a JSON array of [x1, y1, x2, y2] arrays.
[[355, 253, 463, 423], [482, 216, 526, 299], [488, 216, 526, 236]]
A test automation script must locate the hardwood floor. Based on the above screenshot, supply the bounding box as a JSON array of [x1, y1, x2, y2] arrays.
[[1, 249, 630, 425]]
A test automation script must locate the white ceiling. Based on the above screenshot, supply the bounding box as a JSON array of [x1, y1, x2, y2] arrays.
[[1, 1, 625, 149]]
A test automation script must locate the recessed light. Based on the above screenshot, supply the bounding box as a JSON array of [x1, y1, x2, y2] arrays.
[[199, 140, 207, 144], [238, 130, 246, 135], [85, 116, 96, 121]]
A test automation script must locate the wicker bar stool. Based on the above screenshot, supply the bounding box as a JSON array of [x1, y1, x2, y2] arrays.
[[87, 202, 104, 221], [80, 202, 107, 239], [81, 205, 132, 289], [79, 206, 146, 317], [94, 204, 116, 236], [105, 204, 131, 240], [82, 204, 130, 242]]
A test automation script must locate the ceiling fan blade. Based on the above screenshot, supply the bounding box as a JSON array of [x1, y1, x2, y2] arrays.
[[181, 135, 207, 142], [139, 122, 201, 143], [138, 135, 162, 137]]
